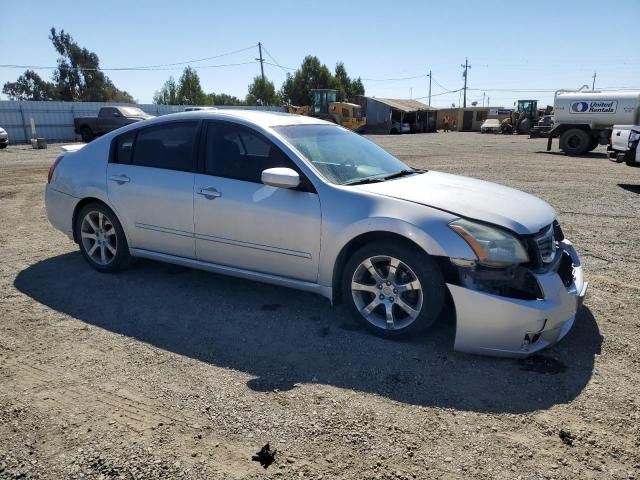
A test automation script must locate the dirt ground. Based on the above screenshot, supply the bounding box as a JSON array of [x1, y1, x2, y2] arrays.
[[0, 133, 638, 480]]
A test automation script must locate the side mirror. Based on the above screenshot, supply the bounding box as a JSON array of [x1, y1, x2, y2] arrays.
[[261, 167, 300, 189], [113, 112, 122, 117]]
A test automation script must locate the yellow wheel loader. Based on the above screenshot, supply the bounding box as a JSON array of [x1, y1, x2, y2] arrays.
[[287, 89, 366, 132]]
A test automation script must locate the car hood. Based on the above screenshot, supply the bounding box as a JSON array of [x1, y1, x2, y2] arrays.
[[355, 171, 556, 234]]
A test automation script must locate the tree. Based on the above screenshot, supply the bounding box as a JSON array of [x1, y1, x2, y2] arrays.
[[2, 70, 57, 101], [206, 92, 244, 106], [280, 56, 335, 106], [176, 67, 207, 105], [2, 28, 134, 102], [48, 28, 133, 102], [279, 56, 364, 105], [333, 62, 365, 102], [246, 76, 280, 105], [153, 76, 178, 105]]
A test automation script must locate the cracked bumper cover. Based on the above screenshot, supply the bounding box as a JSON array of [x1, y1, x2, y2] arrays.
[[447, 241, 587, 358]]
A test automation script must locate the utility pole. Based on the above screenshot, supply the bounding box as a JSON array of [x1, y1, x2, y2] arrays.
[[255, 42, 266, 104], [482, 92, 486, 107], [257, 42, 265, 82], [487, 96, 490, 107], [461, 57, 471, 108], [592, 71, 597, 91], [426, 70, 432, 133]]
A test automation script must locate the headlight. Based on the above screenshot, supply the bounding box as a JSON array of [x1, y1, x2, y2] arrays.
[[449, 219, 529, 268]]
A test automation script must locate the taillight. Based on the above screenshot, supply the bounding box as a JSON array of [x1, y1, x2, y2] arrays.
[[48, 155, 64, 184]]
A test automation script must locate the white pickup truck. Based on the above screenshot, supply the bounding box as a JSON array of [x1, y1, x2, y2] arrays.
[[608, 125, 640, 167]]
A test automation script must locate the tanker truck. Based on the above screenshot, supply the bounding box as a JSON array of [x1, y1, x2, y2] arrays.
[[546, 90, 640, 155]]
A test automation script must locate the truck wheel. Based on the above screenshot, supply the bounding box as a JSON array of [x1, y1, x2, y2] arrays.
[[81, 127, 94, 143], [560, 128, 590, 155]]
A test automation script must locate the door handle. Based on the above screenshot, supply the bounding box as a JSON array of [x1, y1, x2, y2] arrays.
[[197, 186, 222, 199], [110, 174, 130, 184]]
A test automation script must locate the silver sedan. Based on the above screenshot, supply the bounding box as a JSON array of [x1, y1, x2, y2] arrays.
[[45, 110, 587, 357]]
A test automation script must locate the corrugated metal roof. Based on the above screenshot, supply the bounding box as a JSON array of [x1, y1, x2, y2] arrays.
[[368, 98, 435, 112]]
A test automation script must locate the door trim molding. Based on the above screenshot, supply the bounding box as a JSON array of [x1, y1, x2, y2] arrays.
[[134, 223, 311, 259], [129, 248, 328, 298], [195, 232, 312, 259], [135, 222, 194, 239]]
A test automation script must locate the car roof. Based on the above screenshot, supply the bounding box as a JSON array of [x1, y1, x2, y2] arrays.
[[145, 109, 329, 128]]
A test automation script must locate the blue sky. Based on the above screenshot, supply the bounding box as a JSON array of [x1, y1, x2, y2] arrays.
[[1, 0, 638, 107]]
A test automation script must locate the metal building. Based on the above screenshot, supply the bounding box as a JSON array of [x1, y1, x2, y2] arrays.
[[356, 97, 437, 134]]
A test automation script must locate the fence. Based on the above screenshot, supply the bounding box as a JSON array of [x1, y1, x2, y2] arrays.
[[0, 101, 286, 143]]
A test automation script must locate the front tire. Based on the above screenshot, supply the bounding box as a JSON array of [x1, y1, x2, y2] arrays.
[[342, 241, 445, 338], [75, 203, 130, 272]]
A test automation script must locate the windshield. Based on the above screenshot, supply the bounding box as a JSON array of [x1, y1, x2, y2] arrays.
[[120, 107, 147, 116], [274, 124, 412, 185]]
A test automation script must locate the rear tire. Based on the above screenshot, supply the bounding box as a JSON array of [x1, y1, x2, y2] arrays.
[[75, 203, 130, 273], [80, 127, 94, 143], [560, 128, 590, 155], [342, 241, 445, 339], [0, 144, 7, 149]]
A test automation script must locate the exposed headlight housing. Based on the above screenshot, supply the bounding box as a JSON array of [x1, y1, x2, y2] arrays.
[[449, 219, 529, 268], [629, 130, 640, 147]]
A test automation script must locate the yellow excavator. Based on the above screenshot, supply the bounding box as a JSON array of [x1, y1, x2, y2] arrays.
[[287, 89, 366, 132]]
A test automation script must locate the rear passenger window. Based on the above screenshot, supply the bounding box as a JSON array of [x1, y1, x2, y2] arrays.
[[132, 122, 198, 172], [115, 131, 135, 164]]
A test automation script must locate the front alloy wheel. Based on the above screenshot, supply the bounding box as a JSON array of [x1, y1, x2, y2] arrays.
[[343, 241, 445, 338], [351, 255, 423, 331]]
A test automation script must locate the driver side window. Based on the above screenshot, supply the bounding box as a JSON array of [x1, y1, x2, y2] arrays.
[[204, 121, 315, 192]]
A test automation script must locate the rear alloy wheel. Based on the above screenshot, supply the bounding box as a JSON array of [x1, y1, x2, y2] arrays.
[[76, 203, 130, 272], [343, 242, 445, 338], [560, 128, 590, 155]]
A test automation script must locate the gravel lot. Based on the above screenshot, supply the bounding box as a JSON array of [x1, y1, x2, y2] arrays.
[[1, 133, 638, 479]]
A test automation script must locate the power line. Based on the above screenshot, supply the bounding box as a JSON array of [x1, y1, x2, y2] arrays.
[[414, 88, 462, 100], [105, 44, 257, 70], [0, 44, 258, 72], [0, 61, 257, 72], [431, 77, 453, 92], [361, 73, 429, 82], [262, 60, 296, 71], [261, 45, 293, 73]]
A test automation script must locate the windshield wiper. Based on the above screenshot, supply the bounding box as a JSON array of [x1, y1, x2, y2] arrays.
[[381, 168, 424, 181], [342, 177, 387, 186], [343, 168, 425, 186]]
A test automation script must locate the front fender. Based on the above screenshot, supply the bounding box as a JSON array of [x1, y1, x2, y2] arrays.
[[317, 213, 476, 288]]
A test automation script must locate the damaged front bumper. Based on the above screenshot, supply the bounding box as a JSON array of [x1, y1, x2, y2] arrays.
[[447, 240, 587, 358]]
